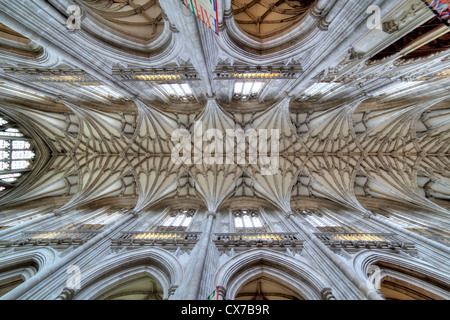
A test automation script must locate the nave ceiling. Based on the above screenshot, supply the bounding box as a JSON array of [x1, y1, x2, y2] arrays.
[[0, 0, 449, 218]]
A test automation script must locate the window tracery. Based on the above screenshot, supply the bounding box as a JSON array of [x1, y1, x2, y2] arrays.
[[77, 211, 125, 231], [233, 209, 266, 233], [297, 209, 346, 233], [160, 83, 195, 102], [0, 115, 35, 192], [233, 81, 264, 101], [157, 209, 195, 232]]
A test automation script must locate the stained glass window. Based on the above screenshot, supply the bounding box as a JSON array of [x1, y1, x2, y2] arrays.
[[235, 216, 244, 229], [12, 151, 35, 160], [0, 131, 23, 137], [0, 151, 9, 160], [81, 84, 125, 100], [0, 173, 22, 183], [0, 140, 10, 149], [0, 162, 10, 171], [298, 82, 339, 100], [11, 160, 30, 170], [0, 114, 35, 192], [12, 141, 30, 149]]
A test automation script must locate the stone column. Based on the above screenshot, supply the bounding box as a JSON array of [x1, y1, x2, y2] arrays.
[[54, 287, 75, 300], [158, 0, 214, 96], [287, 211, 384, 300], [186, 211, 216, 300], [217, 286, 227, 300]]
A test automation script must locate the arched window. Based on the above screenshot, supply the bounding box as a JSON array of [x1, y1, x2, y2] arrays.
[[233, 81, 264, 101], [160, 83, 195, 102], [0, 115, 35, 193], [156, 209, 194, 232], [233, 209, 265, 233], [297, 209, 346, 233], [382, 213, 450, 246], [77, 211, 125, 231]]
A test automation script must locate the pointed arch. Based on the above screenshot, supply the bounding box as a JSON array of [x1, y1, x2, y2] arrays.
[[353, 251, 450, 300], [215, 248, 334, 300], [71, 248, 183, 300]]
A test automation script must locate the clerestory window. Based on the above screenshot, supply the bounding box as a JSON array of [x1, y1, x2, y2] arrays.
[[297, 209, 346, 233], [234, 209, 265, 233], [157, 209, 194, 232], [233, 81, 264, 101], [160, 83, 195, 102]]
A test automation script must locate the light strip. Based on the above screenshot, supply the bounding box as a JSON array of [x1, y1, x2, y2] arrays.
[[37, 75, 91, 82], [230, 73, 283, 79], [134, 75, 184, 81]]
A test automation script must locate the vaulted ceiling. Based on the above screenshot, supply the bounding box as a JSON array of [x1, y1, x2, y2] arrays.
[[0, 0, 449, 217], [232, 0, 316, 41]]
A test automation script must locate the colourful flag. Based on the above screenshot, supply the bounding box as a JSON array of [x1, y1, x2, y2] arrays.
[[207, 286, 220, 300], [422, 0, 450, 25], [181, 0, 220, 35]]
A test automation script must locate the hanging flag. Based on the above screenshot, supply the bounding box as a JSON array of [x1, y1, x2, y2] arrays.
[[207, 286, 220, 300], [421, 0, 450, 25], [181, 0, 220, 35]]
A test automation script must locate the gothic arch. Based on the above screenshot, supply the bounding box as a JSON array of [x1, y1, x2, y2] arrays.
[[0, 247, 58, 274], [79, 0, 166, 44], [76, 266, 167, 300], [353, 251, 450, 300], [70, 248, 183, 300], [231, 0, 316, 42], [67, 0, 177, 59], [215, 249, 334, 300], [0, 247, 58, 298], [219, 0, 326, 62]]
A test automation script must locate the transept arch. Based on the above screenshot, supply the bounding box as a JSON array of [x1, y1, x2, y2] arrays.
[[219, 0, 326, 62], [70, 248, 183, 300], [353, 251, 450, 300], [0, 248, 58, 298], [215, 248, 334, 300], [81, 267, 166, 300]]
